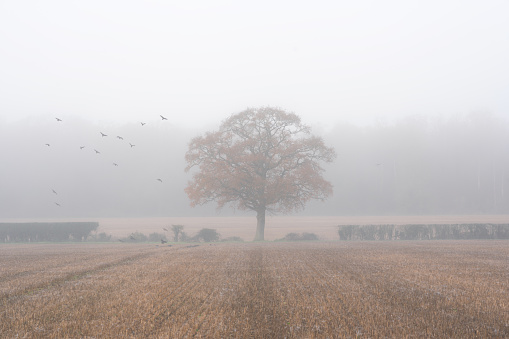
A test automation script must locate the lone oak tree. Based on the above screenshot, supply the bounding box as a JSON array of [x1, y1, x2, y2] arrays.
[[185, 107, 336, 241]]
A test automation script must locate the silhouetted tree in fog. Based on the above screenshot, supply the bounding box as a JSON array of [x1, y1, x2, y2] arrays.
[[171, 224, 184, 242], [185, 107, 336, 240]]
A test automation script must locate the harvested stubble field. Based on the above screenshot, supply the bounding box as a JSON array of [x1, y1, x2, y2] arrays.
[[0, 241, 508, 338]]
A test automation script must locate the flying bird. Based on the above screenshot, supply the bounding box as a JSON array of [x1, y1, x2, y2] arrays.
[[52, 189, 57, 195], [140, 122, 146, 126], [100, 132, 107, 137], [160, 115, 168, 120], [117, 136, 123, 140], [80, 146, 85, 150], [94, 149, 100, 154], [55, 118, 62, 122], [55, 202, 61, 207], [45, 143, 50, 147], [161, 239, 168, 244], [163, 228, 168, 231], [157, 178, 163, 182], [129, 143, 135, 148], [113, 163, 118, 166]]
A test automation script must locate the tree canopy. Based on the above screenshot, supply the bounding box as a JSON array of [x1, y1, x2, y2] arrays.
[[185, 107, 336, 240]]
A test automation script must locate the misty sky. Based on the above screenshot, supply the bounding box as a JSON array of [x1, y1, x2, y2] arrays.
[[1, 1, 509, 219], [1, 1, 508, 129]]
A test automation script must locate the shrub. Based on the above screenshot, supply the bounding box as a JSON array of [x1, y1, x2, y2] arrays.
[[122, 231, 147, 242], [195, 228, 220, 242], [277, 232, 319, 241], [171, 225, 185, 242], [301, 232, 319, 241], [149, 232, 167, 243], [88, 232, 112, 242], [0, 222, 99, 242], [180, 231, 193, 242], [337, 224, 509, 240]]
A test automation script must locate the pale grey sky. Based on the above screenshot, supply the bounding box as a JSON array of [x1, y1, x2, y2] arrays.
[[1, 0, 508, 129], [1, 0, 509, 219]]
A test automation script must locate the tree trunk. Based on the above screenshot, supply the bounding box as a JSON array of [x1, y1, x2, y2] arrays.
[[254, 208, 266, 241]]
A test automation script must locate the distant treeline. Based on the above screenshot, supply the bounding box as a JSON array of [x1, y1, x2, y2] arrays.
[[320, 113, 509, 215], [338, 224, 509, 241], [0, 222, 99, 242]]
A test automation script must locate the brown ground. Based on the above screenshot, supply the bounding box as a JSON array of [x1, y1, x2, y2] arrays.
[[0, 241, 507, 338], [2, 215, 508, 241]]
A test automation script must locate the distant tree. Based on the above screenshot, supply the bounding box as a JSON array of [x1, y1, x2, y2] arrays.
[[171, 224, 184, 242], [89, 232, 112, 242], [0, 222, 99, 242], [98, 232, 112, 242], [149, 232, 167, 242], [277, 232, 319, 241], [282, 232, 301, 241], [195, 228, 220, 242], [301, 232, 319, 241], [128, 231, 147, 242], [180, 231, 190, 242], [221, 236, 244, 242], [185, 107, 336, 241]]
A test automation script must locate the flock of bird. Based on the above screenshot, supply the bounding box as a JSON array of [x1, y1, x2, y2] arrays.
[[47, 115, 170, 208]]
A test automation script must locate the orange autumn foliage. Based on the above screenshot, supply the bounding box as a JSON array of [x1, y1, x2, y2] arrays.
[[185, 107, 336, 240]]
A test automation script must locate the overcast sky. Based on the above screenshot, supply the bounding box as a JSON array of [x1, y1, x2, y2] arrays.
[[1, 0, 508, 129], [1, 1, 509, 219]]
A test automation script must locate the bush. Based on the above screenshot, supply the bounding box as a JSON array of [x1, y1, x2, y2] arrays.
[[283, 233, 301, 241], [0, 222, 99, 242], [277, 232, 319, 241], [180, 231, 191, 242], [195, 228, 220, 242], [221, 236, 244, 242], [88, 232, 112, 242], [171, 225, 185, 242], [120, 231, 148, 243], [337, 224, 509, 241], [301, 232, 319, 241], [149, 232, 167, 243]]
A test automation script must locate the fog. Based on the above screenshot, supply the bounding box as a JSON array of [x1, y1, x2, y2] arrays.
[[0, 112, 508, 218], [0, 115, 201, 217], [1, 1, 509, 130], [314, 112, 509, 215], [1, 1, 509, 218]]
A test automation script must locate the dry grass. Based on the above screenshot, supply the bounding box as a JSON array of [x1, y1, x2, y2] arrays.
[[1, 241, 508, 338]]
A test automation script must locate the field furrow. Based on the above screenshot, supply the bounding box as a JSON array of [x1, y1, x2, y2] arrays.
[[0, 241, 507, 338]]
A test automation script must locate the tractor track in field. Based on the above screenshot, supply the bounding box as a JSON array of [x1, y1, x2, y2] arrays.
[[301, 254, 366, 337], [186, 290, 215, 337], [188, 248, 250, 338], [154, 247, 246, 337], [241, 246, 288, 338], [349, 260, 509, 338], [0, 253, 125, 285], [188, 270, 229, 338], [2, 242, 508, 338], [0, 251, 155, 304], [148, 257, 215, 335]]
